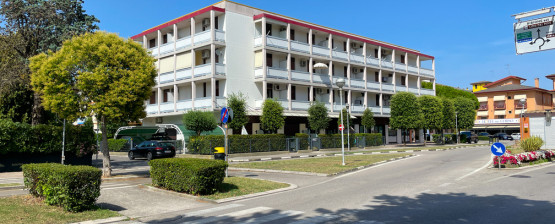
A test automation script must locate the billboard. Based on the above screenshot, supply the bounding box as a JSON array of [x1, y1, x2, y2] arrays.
[[514, 15, 555, 54]]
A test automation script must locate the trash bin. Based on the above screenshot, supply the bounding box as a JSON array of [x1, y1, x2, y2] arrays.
[[214, 147, 225, 160]]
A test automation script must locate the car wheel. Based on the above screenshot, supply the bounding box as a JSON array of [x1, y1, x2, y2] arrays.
[[128, 151, 135, 160], [474, 139, 478, 143], [147, 152, 153, 161]]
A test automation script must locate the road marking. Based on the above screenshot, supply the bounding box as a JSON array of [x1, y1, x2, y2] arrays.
[[288, 214, 339, 224], [439, 183, 451, 187], [281, 156, 292, 159], [183, 204, 244, 217], [244, 210, 304, 223], [455, 154, 494, 181], [357, 220, 385, 224], [184, 207, 272, 224], [261, 158, 271, 161]]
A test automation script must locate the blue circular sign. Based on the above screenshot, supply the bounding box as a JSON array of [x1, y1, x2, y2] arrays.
[[220, 107, 229, 124], [491, 142, 506, 156]]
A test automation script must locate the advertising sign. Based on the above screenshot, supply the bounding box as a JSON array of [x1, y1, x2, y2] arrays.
[[514, 15, 555, 54]]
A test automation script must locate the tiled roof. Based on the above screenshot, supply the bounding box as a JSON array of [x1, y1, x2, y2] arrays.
[[483, 76, 526, 88], [474, 84, 548, 94]]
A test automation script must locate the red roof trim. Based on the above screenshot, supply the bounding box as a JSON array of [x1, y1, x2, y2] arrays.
[[483, 76, 526, 88], [131, 6, 225, 40], [254, 13, 434, 59]]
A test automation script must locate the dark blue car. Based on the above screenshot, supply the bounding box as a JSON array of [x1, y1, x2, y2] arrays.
[[128, 141, 175, 160]]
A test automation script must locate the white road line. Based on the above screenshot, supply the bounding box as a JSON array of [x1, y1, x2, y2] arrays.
[[185, 207, 272, 224], [261, 158, 271, 161], [439, 183, 451, 187], [288, 214, 339, 224], [357, 220, 385, 224], [183, 204, 244, 217], [487, 163, 555, 183], [244, 210, 304, 223], [455, 154, 494, 181]]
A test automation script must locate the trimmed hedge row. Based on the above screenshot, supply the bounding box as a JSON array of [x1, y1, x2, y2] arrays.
[[432, 134, 456, 144], [188, 134, 286, 154], [108, 139, 128, 152], [149, 158, 227, 195], [22, 163, 101, 212], [354, 133, 384, 146], [317, 133, 382, 148], [295, 133, 310, 150], [478, 136, 490, 141]]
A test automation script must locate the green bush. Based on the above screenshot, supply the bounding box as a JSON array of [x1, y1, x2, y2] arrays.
[[520, 136, 544, 152], [478, 136, 489, 141], [459, 134, 467, 143], [22, 163, 101, 212], [108, 139, 128, 152], [432, 134, 455, 144], [189, 134, 286, 154], [149, 158, 227, 195], [354, 133, 383, 146]]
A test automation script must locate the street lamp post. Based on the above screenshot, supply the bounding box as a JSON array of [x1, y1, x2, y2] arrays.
[[346, 104, 350, 151], [455, 111, 459, 144], [336, 78, 346, 166]]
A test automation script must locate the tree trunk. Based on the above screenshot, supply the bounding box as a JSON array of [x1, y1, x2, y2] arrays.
[[423, 129, 427, 146], [403, 129, 406, 147], [101, 115, 112, 177], [441, 129, 445, 145], [31, 92, 43, 125]]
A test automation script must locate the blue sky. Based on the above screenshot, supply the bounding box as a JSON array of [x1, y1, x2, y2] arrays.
[[83, 0, 555, 90]]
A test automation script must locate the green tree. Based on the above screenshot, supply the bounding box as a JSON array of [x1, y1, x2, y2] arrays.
[[361, 108, 375, 133], [418, 95, 443, 145], [30, 32, 156, 177], [440, 98, 456, 144], [227, 93, 248, 133], [453, 97, 477, 130], [182, 110, 218, 136], [337, 109, 353, 130], [390, 92, 422, 146], [308, 102, 330, 134], [260, 98, 285, 134], [0, 0, 99, 125]]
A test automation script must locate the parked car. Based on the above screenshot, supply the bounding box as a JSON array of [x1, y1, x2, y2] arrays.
[[128, 141, 175, 160], [459, 131, 478, 143], [116, 136, 146, 150], [493, 133, 513, 140], [511, 133, 521, 140], [478, 132, 490, 136]]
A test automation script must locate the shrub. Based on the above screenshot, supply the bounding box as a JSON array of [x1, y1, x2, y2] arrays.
[[520, 136, 544, 152], [459, 134, 467, 143], [354, 133, 383, 146], [22, 163, 101, 212], [149, 158, 227, 195], [478, 136, 489, 141], [432, 134, 454, 144], [108, 139, 128, 152], [189, 134, 286, 154]]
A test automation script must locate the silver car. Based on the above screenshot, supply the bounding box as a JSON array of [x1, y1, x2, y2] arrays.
[[511, 133, 521, 140]]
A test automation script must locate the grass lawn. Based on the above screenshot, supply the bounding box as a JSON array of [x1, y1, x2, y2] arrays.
[[201, 177, 289, 200], [231, 154, 411, 175], [0, 195, 120, 224]]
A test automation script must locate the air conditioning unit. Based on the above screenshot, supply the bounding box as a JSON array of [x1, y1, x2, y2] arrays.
[[201, 50, 210, 59], [202, 18, 210, 28], [382, 77, 388, 82], [350, 43, 358, 49], [315, 88, 323, 95], [351, 68, 361, 74], [300, 60, 307, 67], [273, 84, 283, 91], [279, 26, 286, 32]]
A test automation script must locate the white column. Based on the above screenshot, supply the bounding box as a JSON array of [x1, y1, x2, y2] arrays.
[[328, 33, 332, 57], [309, 57, 313, 83], [262, 18, 267, 80], [191, 18, 195, 45], [191, 82, 196, 108], [392, 72, 396, 92], [364, 92, 368, 108], [210, 10, 215, 42], [329, 88, 334, 112], [346, 38, 351, 63], [347, 90, 352, 113], [347, 64, 351, 87], [417, 76, 421, 95], [432, 59, 436, 92], [329, 60, 333, 83], [173, 24, 178, 51], [385, 125, 389, 144], [174, 84, 178, 112], [362, 42, 367, 65], [157, 87, 161, 114], [392, 49, 396, 64], [417, 55, 421, 76], [263, 81, 267, 100], [211, 77, 216, 110], [308, 29, 313, 55], [286, 23, 291, 51], [191, 49, 196, 79], [287, 53, 291, 80], [309, 86, 314, 102], [143, 35, 147, 49], [363, 67, 367, 90], [405, 75, 409, 91], [378, 46, 382, 67], [211, 44, 216, 77], [379, 93, 383, 115]]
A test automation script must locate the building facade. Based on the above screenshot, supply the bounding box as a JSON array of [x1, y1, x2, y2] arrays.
[[131, 1, 436, 142], [470, 81, 490, 92]]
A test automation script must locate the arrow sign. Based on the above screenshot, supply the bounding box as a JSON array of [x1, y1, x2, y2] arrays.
[[491, 142, 506, 156]]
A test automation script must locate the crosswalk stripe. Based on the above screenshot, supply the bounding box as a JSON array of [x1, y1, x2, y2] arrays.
[[244, 210, 304, 224], [183, 204, 244, 217], [184, 207, 272, 224], [288, 214, 339, 224]]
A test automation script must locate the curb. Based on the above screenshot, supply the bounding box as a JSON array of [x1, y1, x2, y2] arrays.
[[487, 160, 555, 170], [70, 216, 129, 224], [230, 154, 326, 163], [141, 180, 297, 204]]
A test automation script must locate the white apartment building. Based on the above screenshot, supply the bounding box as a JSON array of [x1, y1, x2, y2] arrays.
[[132, 1, 436, 143]]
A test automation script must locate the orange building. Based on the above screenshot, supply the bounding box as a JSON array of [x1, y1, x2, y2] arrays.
[[473, 76, 553, 133]]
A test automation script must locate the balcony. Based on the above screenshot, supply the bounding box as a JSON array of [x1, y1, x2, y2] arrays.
[[331, 50, 348, 61], [291, 41, 310, 53], [367, 81, 380, 90], [408, 87, 419, 94], [291, 70, 311, 82], [366, 57, 379, 67], [408, 65, 418, 74], [394, 62, 406, 72], [313, 73, 331, 84], [194, 64, 211, 77], [193, 30, 211, 45], [176, 99, 192, 111], [266, 36, 288, 49], [369, 106, 381, 113], [395, 86, 407, 92], [195, 97, 212, 108], [381, 61, 393, 69], [254, 36, 262, 47], [176, 36, 192, 50], [350, 53, 364, 64], [215, 64, 226, 75], [276, 99, 289, 109], [159, 43, 174, 55], [350, 78, 365, 89], [254, 67, 263, 78], [421, 88, 435, 95], [215, 97, 226, 108], [149, 47, 158, 57], [215, 30, 225, 42], [382, 107, 391, 114], [421, 68, 433, 77], [159, 72, 174, 84], [382, 83, 394, 92], [146, 104, 158, 114], [292, 101, 310, 110], [333, 104, 344, 111], [351, 104, 365, 113], [160, 102, 174, 113], [312, 45, 329, 57], [267, 67, 289, 79], [176, 68, 192, 81]]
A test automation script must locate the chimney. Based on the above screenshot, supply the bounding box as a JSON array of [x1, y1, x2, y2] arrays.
[[535, 78, 539, 88]]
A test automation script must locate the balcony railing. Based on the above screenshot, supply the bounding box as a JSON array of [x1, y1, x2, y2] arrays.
[[332, 50, 348, 61], [381, 61, 393, 69], [313, 73, 331, 84], [291, 41, 310, 53], [195, 97, 212, 108], [215, 30, 225, 42], [193, 30, 211, 45], [395, 85, 407, 92], [382, 107, 391, 114], [408, 65, 418, 74], [159, 72, 174, 84], [176, 99, 192, 111], [276, 99, 289, 109], [382, 83, 395, 92], [160, 102, 174, 113], [312, 45, 329, 57], [408, 87, 419, 94], [176, 68, 192, 81], [350, 53, 364, 64], [159, 43, 174, 55], [266, 36, 288, 49], [292, 101, 310, 110], [215, 97, 226, 108], [146, 104, 158, 114], [254, 36, 262, 47], [291, 70, 311, 82], [267, 67, 288, 79], [176, 36, 192, 50], [254, 67, 263, 78], [421, 88, 435, 95], [149, 47, 158, 57], [366, 57, 379, 67], [194, 64, 211, 77], [369, 106, 381, 113], [351, 105, 365, 113], [421, 68, 434, 77], [333, 104, 344, 111], [479, 105, 488, 111], [215, 64, 226, 75], [367, 81, 380, 90], [350, 78, 365, 88], [394, 62, 406, 72]]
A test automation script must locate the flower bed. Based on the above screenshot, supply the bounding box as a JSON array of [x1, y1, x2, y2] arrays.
[[493, 150, 555, 168]]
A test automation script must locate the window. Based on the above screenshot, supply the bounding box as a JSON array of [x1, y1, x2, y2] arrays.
[[149, 39, 156, 48], [343, 42, 347, 51], [496, 115, 505, 119], [216, 80, 220, 97], [474, 85, 477, 88], [215, 16, 219, 30], [163, 89, 172, 102], [374, 49, 378, 58], [375, 72, 379, 82], [266, 24, 272, 36], [203, 82, 207, 97], [311, 34, 315, 45], [344, 91, 348, 104], [290, 29, 295, 41], [343, 66, 347, 77], [508, 96, 512, 99], [400, 56, 405, 64], [291, 86, 296, 100], [267, 84, 273, 98], [266, 53, 273, 67], [388, 128, 397, 136], [150, 91, 156, 104], [401, 76, 406, 86], [479, 102, 488, 111], [291, 57, 295, 70], [163, 34, 168, 44], [375, 95, 380, 106], [514, 100, 527, 109], [494, 101, 505, 110]]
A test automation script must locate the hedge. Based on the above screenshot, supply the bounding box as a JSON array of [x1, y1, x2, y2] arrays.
[[295, 133, 310, 150], [22, 163, 101, 212], [188, 134, 286, 154], [432, 134, 455, 144], [108, 139, 128, 152], [149, 158, 227, 195], [354, 133, 383, 146], [478, 136, 489, 141]]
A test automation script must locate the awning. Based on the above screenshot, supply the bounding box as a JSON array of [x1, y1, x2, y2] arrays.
[[477, 97, 488, 102], [514, 94, 526, 100], [493, 95, 506, 101]]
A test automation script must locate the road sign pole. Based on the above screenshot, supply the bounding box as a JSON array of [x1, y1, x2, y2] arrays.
[[224, 124, 228, 177], [498, 156, 501, 170]]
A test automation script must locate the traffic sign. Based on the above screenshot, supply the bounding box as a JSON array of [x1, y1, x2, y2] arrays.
[[491, 142, 506, 156], [221, 107, 229, 124], [339, 124, 344, 131]]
